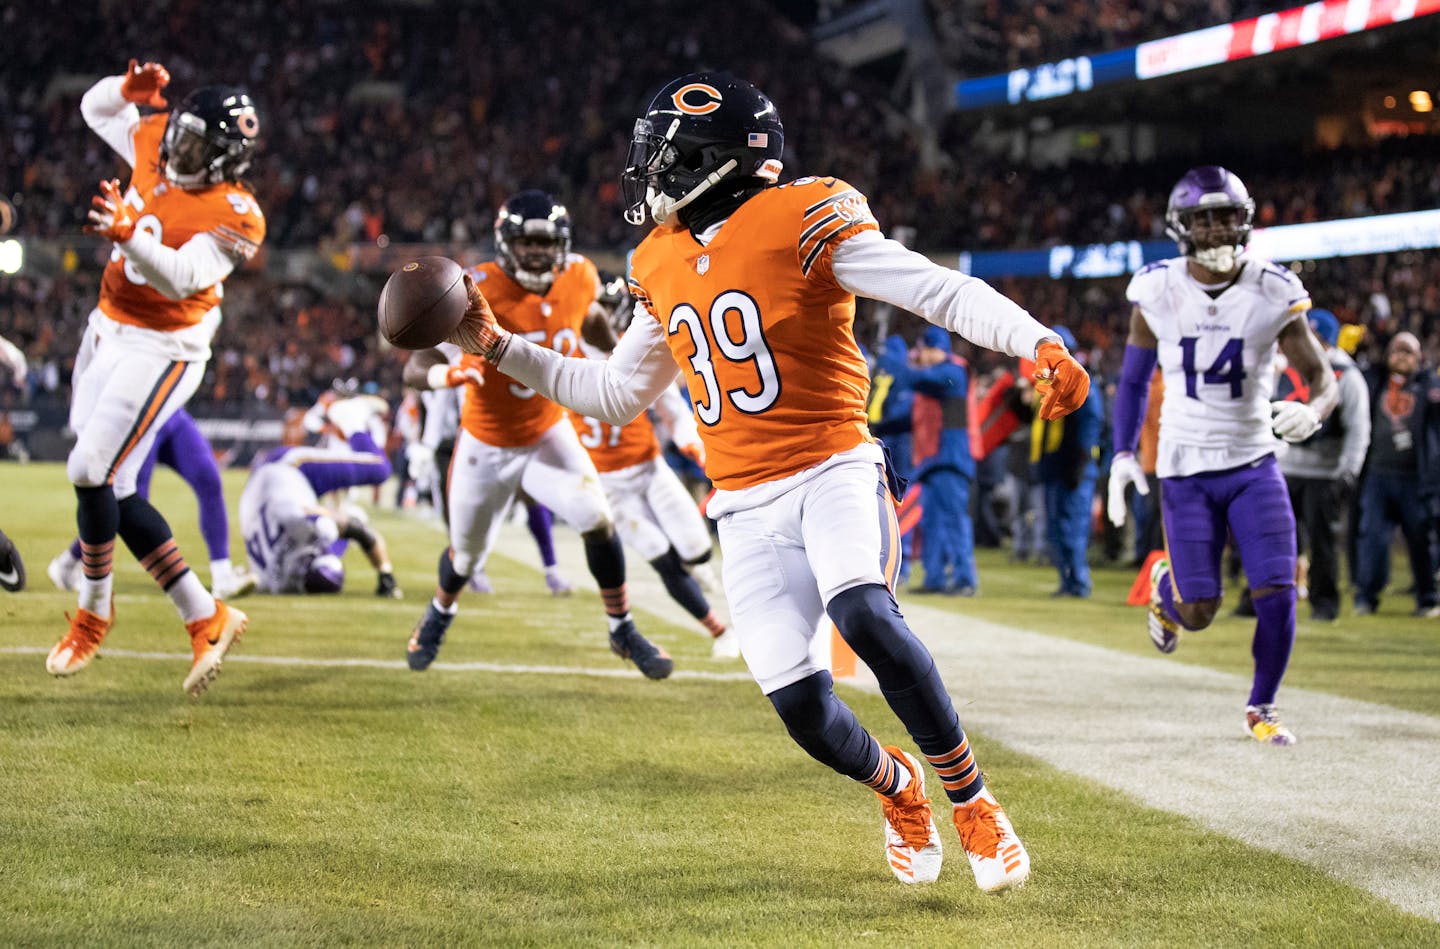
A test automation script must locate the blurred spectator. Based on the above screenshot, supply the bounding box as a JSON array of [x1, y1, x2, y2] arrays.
[[1028, 326, 1103, 597], [1354, 332, 1440, 617], [1276, 310, 1371, 621], [901, 326, 977, 595]]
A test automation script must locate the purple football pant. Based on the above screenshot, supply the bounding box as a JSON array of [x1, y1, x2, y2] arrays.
[[274, 432, 393, 497], [1160, 454, 1297, 706], [1160, 454, 1296, 600]]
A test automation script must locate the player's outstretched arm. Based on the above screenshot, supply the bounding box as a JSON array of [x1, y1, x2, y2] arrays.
[[1107, 306, 1157, 527], [81, 60, 169, 168], [830, 230, 1088, 417], [85, 180, 241, 299], [451, 279, 679, 425]]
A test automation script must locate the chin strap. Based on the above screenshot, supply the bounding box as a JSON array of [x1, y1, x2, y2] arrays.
[[648, 159, 739, 226]]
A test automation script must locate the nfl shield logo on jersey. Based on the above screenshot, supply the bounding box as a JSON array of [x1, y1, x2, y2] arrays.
[[696, 255, 710, 275]]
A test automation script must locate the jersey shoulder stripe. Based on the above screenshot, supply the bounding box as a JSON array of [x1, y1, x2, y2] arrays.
[[796, 181, 877, 276]]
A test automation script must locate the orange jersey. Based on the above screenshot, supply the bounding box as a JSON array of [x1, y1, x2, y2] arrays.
[[572, 408, 662, 473], [98, 115, 266, 332], [629, 177, 879, 490], [459, 256, 599, 447]]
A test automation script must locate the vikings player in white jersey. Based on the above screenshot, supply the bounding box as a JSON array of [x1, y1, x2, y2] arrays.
[[1108, 166, 1337, 746], [240, 400, 400, 597]]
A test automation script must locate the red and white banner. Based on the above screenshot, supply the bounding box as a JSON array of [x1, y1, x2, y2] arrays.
[[1136, 0, 1440, 80]]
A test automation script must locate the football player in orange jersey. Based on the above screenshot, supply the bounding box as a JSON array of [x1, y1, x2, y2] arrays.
[[571, 287, 737, 658], [401, 190, 672, 679], [452, 73, 1091, 892], [47, 60, 263, 696]]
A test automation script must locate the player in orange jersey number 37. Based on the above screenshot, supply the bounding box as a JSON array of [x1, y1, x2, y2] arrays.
[[48, 59, 263, 696], [452, 72, 1088, 892]]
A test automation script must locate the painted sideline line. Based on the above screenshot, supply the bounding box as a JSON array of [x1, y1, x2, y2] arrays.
[[482, 518, 1440, 923], [0, 646, 755, 683]]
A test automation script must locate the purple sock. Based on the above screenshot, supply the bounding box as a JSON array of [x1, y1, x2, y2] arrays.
[[1248, 587, 1296, 706], [526, 502, 557, 568]]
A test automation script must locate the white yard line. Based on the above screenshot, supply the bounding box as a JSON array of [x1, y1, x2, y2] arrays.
[[0, 646, 755, 682], [491, 519, 1440, 923]]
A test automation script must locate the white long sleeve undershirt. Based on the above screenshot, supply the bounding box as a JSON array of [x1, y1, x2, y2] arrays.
[[81, 75, 237, 299]]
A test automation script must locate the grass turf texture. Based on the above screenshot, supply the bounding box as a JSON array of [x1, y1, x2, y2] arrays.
[[1, 463, 1436, 946]]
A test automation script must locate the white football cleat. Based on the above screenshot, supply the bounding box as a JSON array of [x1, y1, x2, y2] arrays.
[[878, 748, 943, 884], [211, 565, 258, 600], [952, 788, 1029, 893], [47, 551, 82, 592]]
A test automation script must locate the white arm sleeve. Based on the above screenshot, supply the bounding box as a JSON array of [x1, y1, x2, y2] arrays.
[[81, 76, 140, 168], [831, 230, 1059, 360], [0, 334, 26, 385], [117, 230, 237, 300], [493, 312, 681, 425]]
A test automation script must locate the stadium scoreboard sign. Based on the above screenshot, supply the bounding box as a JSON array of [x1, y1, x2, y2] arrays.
[[955, 0, 1440, 110]]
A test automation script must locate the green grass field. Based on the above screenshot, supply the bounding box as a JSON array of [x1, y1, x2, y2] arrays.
[[1, 463, 1436, 947]]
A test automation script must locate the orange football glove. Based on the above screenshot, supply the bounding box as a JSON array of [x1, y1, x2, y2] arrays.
[[1032, 340, 1091, 420], [449, 274, 510, 361], [120, 59, 170, 108], [84, 178, 137, 242]]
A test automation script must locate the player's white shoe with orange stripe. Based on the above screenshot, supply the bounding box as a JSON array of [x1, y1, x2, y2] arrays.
[[47, 606, 114, 676], [877, 747, 942, 884], [183, 600, 247, 696], [953, 788, 1029, 892]]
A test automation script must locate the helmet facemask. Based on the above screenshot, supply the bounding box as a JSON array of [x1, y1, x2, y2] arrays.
[[1171, 204, 1252, 273], [495, 192, 572, 294], [1165, 166, 1254, 275], [160, 92, 258, 190], [621, 74, 784, 228]]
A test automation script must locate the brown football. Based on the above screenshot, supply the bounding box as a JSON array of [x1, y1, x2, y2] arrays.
[[377, 256, 468, 350]]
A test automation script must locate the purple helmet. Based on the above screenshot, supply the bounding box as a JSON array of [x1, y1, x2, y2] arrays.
[[302, 553, 345, 594], [1165, 166, 1254, 268]]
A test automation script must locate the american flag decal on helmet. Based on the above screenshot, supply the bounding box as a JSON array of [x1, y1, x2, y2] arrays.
[[748, 132, 768, 147]]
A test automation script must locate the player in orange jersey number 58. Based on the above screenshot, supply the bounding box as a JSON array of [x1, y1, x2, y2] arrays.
[[49, 61, 265, 696], [454, 72, 1088, 892]]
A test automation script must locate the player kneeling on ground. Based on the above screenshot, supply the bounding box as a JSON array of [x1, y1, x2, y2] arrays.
[[240, 397, 402, 598]]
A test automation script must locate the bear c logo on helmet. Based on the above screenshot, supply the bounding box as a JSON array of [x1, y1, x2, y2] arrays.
[[671, 83, 723, 115]]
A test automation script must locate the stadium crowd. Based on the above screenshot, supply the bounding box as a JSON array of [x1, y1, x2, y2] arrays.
[[928, 0, 1302, 74], [1, 0, 1436, 478]]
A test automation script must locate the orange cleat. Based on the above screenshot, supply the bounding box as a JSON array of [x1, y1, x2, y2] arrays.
[[878, 747, 943, 884], [952, 788, 1030, 893], [183, 600, 247, 696], [47, 606, 114, 676]]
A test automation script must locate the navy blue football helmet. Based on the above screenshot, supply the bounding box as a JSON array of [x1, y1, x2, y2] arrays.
[[494, 189, 571, 293], [621, 72, 784, 226], [162, 86, 259, 189]]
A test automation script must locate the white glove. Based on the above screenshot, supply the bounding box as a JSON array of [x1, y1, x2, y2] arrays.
[[1270, 401, 1321, 443], [407, 443, 437, 482], [1107, 451, 1149, 527]]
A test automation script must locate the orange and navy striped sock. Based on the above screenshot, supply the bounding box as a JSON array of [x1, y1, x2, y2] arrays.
[[926, 735, 984, 804], [860, 740, 910, 797], [140, 538, 190, 591], [701, 612, 726, 638], [600, 584, 630, 632], [77, 539, 114, 617]]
